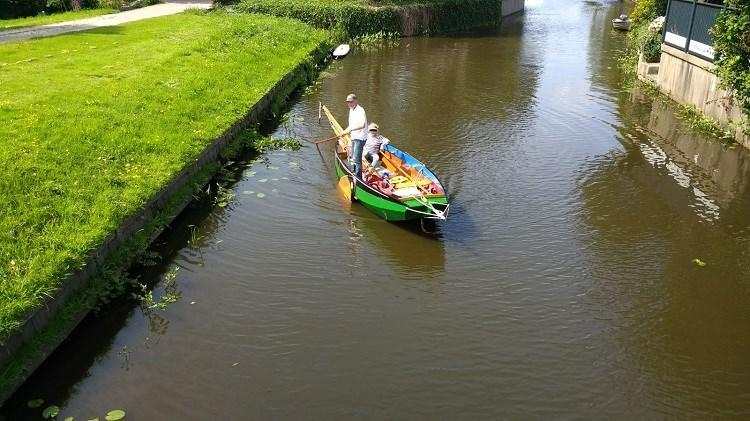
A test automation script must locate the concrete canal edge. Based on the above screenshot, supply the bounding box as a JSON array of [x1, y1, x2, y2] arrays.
[[0, 41, 332, 404]]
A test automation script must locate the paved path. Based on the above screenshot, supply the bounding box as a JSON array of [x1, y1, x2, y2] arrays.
[[0, 0, 212, 43]]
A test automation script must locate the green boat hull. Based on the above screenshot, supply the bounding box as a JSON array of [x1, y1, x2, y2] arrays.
[[334, 157, 448, 222]]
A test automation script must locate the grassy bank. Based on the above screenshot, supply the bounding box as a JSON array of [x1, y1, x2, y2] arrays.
[[0, 10, 328, 340], [0, 8, 117, 31], [233, 0, 504, 36]]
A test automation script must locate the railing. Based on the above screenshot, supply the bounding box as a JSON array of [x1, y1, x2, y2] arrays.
[[662, 0, 734, 62]]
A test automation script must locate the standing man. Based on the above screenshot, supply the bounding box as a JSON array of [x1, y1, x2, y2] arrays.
[[342, 93, 368, 180]]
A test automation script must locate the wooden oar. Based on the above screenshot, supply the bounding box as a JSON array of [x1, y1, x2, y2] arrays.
[[305, 134, 341, 145]]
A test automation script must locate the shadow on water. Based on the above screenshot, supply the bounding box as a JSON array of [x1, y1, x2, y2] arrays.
[[0, 193, 216, 419], [347, 216, 447, 277]]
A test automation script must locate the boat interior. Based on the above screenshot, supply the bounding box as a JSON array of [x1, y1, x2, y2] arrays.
[[336, 143, 445, 200]]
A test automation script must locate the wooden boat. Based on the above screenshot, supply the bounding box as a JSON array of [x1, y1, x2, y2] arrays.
[[322, 105, 449, 221], [612, 14, 631, 31]]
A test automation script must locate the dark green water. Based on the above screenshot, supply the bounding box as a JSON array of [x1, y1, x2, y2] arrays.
[[3, 0, 750, 418]]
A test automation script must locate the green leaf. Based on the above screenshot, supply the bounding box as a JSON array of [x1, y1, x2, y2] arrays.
[[692, 258, 707, 267], [65, 417, 74, 421], [42, 405, 60, 419], [27, 399, 44, 408], [258, 178, 268, 183], [256, 192, 266, 198], [105, 410, 126, 421]]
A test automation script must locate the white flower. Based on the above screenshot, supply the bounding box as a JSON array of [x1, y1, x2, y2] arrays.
[[649, 16, 666, 32]]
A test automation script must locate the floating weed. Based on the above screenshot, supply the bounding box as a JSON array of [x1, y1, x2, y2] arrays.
[[281, 176, 289, 180], [244, 170, 256, 177], [214, 185, 235, 208], [271, 188, 279, 193], [242, 190, 255, 195], [257, 192, 266, 198], [692, 258, 707, 267], [288, 162, 299, 168], [64, 417, 74, 421], [27, 399, 44, 408], [268, 166, 279, 170], [258, 178, 268, 183], [42, 405, 60, 419], [272, 178, 279, 181], [105, 409, 126, 421]]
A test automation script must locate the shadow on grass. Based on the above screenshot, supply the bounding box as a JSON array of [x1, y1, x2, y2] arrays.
[[0, 23, 125, 43]]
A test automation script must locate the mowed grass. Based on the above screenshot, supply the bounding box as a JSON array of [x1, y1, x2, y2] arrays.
[[0, 11, 328, 338], [0, 9, 117, 31]]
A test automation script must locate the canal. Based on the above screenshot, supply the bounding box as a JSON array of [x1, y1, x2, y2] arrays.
[[3, 0, 750, 418]]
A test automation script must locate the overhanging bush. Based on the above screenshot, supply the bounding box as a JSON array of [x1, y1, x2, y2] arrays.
[[234, 0, 503, 37], [713, 0, 750, 131]]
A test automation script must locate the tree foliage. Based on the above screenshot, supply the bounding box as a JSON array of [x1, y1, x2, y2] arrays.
[[713, 0, 750, 124], [630, 0, 667, 26], [234, 0, 503, 37]]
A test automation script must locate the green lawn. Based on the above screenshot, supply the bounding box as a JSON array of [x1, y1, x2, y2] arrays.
[[0, 9, 117, 31], [0, 10, 328, 339]]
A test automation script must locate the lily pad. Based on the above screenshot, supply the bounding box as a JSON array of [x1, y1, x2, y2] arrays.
[[242, 190, 255, 195], [258, 178, 268, 183], [257, 193, 266, 198], [27, 399, 44, 408], [692, 258, 707, 267], [105, 410, 126, 421], [42, 405, 60, 419]]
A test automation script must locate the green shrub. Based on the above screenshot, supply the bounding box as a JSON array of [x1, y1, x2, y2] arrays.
[[629, 17, 663, 63], [630, 0, 667, 26], [0, 0, 46, 19], [713, 0, 750, 132], [235, 0, 503, 37]]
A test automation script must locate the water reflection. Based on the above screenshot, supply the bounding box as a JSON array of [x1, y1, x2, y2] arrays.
[[351, 217, 446, 277], [578, 30, 750, 417]]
